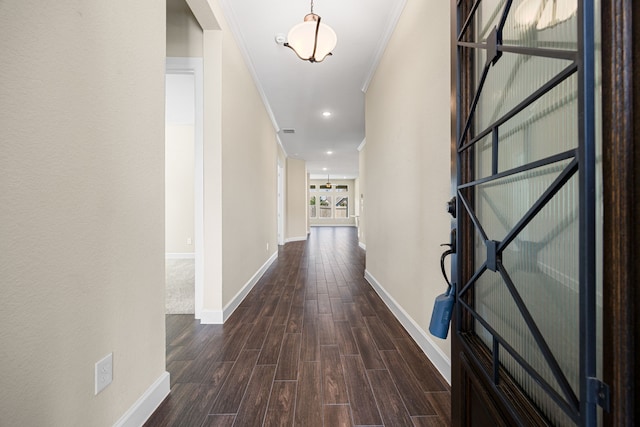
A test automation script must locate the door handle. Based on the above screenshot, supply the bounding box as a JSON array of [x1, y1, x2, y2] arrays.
[[429, 227, 456, 339], [439, 228, 456, 290]]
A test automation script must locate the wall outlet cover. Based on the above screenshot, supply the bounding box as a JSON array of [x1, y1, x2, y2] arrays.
[[95, 353, 113, 395]]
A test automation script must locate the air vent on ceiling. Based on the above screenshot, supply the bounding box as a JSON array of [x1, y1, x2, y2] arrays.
[[282, 128, 296, 134]]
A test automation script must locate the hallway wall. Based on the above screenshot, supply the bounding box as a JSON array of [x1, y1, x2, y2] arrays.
[[364, 0, 453, 374], [208, 0, 280, 308], [286, 158, 308, 241], [0, 1, 167, 425]]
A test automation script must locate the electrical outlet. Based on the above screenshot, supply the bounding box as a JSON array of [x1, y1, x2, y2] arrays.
[[95, 353, 113, 395], [187, 237, 192, 245]]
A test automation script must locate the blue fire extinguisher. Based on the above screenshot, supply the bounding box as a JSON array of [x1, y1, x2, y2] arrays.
[[429, 229, 456, 339]]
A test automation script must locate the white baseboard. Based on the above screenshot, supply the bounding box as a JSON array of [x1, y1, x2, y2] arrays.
[[364, 270, 451, 385], [285, 236, 307, 243], [358, 241, 366, 250], [199, 252, 278, 324], [190, 251, 278, 325], [113, 371, 170, 427], [310, 224, 356, 227], [200, 309, 223, 324], [222, 250, 278, 321]]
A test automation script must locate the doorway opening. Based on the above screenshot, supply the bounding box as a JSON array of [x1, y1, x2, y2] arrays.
[[165, 61, 203, 317]]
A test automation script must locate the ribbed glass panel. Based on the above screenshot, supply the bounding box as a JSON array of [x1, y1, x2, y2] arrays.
[[474, 160, 570, 242], [475, 175, 579, 426], [474, 134, 493, 179], [474, 52, 573, 135], [499, 350, 575, 426], [503, 0, 578, 49], [498, 73, 578, 171], [472, 0, 508, 43], [465, 0, 602, 424]]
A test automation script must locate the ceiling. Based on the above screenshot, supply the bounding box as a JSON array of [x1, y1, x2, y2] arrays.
[[218, 0, 406, 180]]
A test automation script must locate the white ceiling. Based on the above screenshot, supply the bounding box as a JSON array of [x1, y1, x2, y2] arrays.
[[218, 0, 406, 180]]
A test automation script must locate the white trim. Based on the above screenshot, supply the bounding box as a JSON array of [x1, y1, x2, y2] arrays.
[[165, 252, 196, 260], [199, 251, 279, 324], [276, 134, 288, 157], [309, 224, 357, 227], [223, 251, 278, 321], [166, 57, 204, 320], [358, 241, 366, 251], [217, 0, 279, 133], [285, 236, 308, 243], [361, 0, 408, 93], [277, 162, 285, 246], [113, 372, 170, 427], [364, 270, 451, 385], [357, 138, 367, 152], [200, 309, 224, 324]]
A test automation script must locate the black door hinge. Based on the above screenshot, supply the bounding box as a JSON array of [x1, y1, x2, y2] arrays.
[[587, 377, 610, 412]]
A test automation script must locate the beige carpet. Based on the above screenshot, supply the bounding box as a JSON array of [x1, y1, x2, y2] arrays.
[[165, 258, 195, 314]]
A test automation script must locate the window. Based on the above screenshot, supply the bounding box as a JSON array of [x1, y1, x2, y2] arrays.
[[309, 195, 317, 218], [319, 195, 332, 218], [335, 196, 348, 218]]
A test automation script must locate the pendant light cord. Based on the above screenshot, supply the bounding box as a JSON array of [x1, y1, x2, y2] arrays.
[[310, 0, 314, 14]]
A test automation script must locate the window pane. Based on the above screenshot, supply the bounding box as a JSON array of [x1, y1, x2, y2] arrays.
[[309, 196, 317, 218], [335, 196, 348, 219], [319, 196, 332, 218]]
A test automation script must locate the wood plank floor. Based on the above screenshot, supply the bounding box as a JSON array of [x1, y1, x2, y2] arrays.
[[145, 227, 451, 427]]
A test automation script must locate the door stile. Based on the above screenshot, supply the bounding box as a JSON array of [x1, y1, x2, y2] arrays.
[[602, 0, 638, 425]]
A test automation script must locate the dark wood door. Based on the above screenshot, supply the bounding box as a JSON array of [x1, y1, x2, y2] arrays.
[[448, 0, 619, 425]]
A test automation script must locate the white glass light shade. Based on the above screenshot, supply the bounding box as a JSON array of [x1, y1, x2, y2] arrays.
[[286, 14, 337, 63]]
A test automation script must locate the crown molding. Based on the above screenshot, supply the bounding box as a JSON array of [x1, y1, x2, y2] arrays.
[[361, 0, 407, 93], [218, 0, 280, 133]]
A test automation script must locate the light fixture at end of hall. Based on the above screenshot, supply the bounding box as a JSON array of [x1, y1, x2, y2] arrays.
[[326, 174, 332, 188], [284, 0, 336, 63]]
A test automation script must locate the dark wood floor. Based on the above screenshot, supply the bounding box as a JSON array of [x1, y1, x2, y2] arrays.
[[145, 227, 451, 427]]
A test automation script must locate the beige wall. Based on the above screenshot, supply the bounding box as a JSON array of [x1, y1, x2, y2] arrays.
[[286, 158, 308, 241], [358, 145, 367, 248], [0, 0, 166, 425], [165, 125, 195, 254], [365, 0, 452, 368], [167, 0, 203, 57], [206, 0, 279, 306]]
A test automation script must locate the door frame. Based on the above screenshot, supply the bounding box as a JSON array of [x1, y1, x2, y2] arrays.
[[448, 0, 639, 425], [277, 161, 285, 246], [601, 0, 639, 424], [166, 57, 204, 319]]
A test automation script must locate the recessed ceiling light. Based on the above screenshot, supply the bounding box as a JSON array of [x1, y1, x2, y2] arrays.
[[326, 151, 333, 155], [322, 111, 331, 117], [322, 167, 327, 171]]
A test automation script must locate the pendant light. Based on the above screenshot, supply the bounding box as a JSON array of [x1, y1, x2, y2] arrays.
[[325, 174, 332, 189], [284, 0, 337, 63]]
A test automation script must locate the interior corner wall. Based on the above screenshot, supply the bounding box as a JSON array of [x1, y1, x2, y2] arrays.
[[0, 1, 166, 425], [364, 0, 452, 365], [205, 0, 279, 308], [286, 158, 308, 241], [166, 0, 203, 57], [358, 146, 367, 248]]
